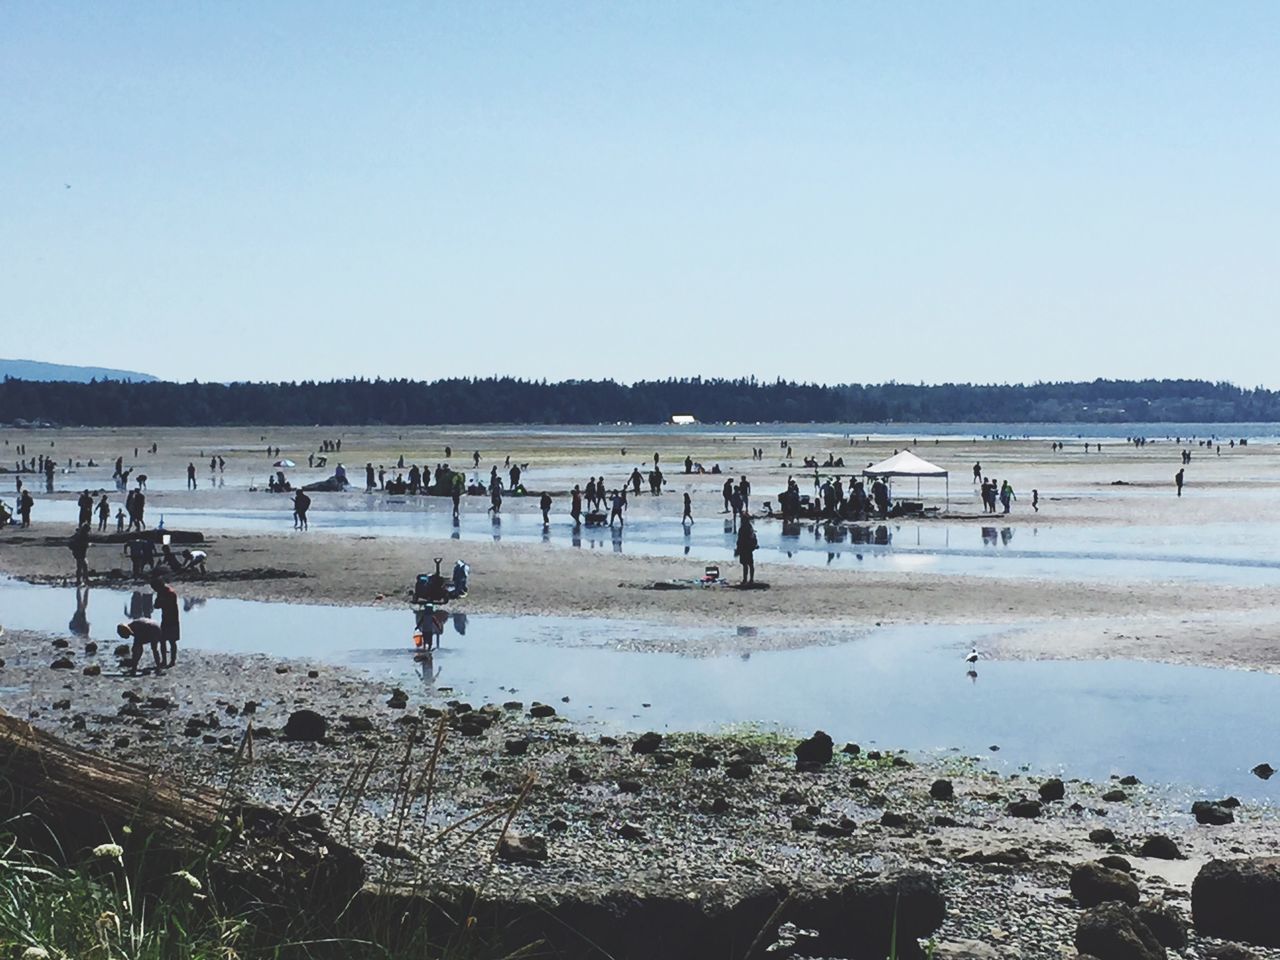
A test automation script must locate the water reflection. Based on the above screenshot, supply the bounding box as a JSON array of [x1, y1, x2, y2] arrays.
[[69, 586, 90, 637], [6, 576, 1280, 799], [126, 590, 154, 619]]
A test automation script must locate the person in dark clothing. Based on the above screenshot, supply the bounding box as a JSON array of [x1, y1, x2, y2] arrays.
[[734, 515, 758, 584], [118, 617, 163, 675], [366, 463, 376, 492], [131, 490, 147, 530], [18, 489, 33, 527], [152, 576, 181, 667], [96, 495, 110, 532], [124, 537, 154, 577], [540, 491, 553, 526], [186, 462, 197, 490], [69, 523, 91, 584], [77, 490, 93, 527], [682, 492, 693, 526], [871, 479, 890, 518], [451, 472, 464, 519], [1175, 468, 1184, 497], [292, 490, 311, 529], [722, 478, 733, 513], [570, 485, 583, 526]]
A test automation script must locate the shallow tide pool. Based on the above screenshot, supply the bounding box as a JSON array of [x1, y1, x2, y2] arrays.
[[2, 577, 1277, 804]]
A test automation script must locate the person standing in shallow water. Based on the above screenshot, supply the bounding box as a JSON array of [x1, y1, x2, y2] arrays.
[[1175, 468, 1185, 497], [682, 492, 693, 526], [152, 575, 180, 667], [735, 514, 758, 584]]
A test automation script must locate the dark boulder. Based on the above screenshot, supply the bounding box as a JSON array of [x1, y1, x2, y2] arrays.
[[1138, 835, 1184, 860], [1074, 902, 1166, 960], [1089, 828, 1117, 844], [1252, 763, 1275, 780], [1070, 862, 1140, 908], [1192, 857, 1280, 946], [794, 731, 834, 766], [283, 709, 327, 742], [930, 779, 954, 801], [414, 871, 943, 960], [1006, 798, 1042, 819], [1039, 778, 1066, 802], [529, 703, 556, 719], [1192, 801, 1235, 825], [1137, 900, 1187, 950], [497, 834, 548, 864], [794, 868, 946, 960], [632, 731, 663, 755]]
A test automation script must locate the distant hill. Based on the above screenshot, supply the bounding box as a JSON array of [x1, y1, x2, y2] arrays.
[[0, 358, 156, 383]]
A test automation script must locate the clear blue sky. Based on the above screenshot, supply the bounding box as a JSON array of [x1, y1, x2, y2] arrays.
[[2, 2, 1276, 385]]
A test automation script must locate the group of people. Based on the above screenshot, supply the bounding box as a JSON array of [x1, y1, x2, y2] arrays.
[[2, 487, 35, 527], [978, 476, 1017, 514], [117, 575, 182, 675], [776, 474, 889, 522], [567, 480, 629, 527], [8, 454, 57, 492]]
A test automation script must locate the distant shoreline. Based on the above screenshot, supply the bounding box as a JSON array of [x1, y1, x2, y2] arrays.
[[3, 376, 1280, 427]]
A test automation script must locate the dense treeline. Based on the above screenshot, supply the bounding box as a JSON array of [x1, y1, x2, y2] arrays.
[[2, 376, 1278, 426]]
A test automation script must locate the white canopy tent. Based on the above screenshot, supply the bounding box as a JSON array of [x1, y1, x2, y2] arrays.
[[862, 450, 949, 510]]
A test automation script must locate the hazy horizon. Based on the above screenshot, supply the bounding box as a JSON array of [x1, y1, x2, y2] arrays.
[[3, 3, 1276, 386]]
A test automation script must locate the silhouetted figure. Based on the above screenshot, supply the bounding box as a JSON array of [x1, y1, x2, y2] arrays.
[[152, 576, 181, 667], [68, 523, 91, 584], [735, 515, 757, 584]]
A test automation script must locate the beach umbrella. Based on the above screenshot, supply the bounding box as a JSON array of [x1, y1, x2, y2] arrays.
[[273, 459, 296, 468]]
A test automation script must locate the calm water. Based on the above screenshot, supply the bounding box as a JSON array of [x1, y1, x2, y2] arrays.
[[2, 577, 1277, 803], [31, 494, 1280, 588]]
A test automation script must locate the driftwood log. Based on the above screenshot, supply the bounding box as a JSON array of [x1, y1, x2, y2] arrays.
[[0, 711, 364, 918]]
